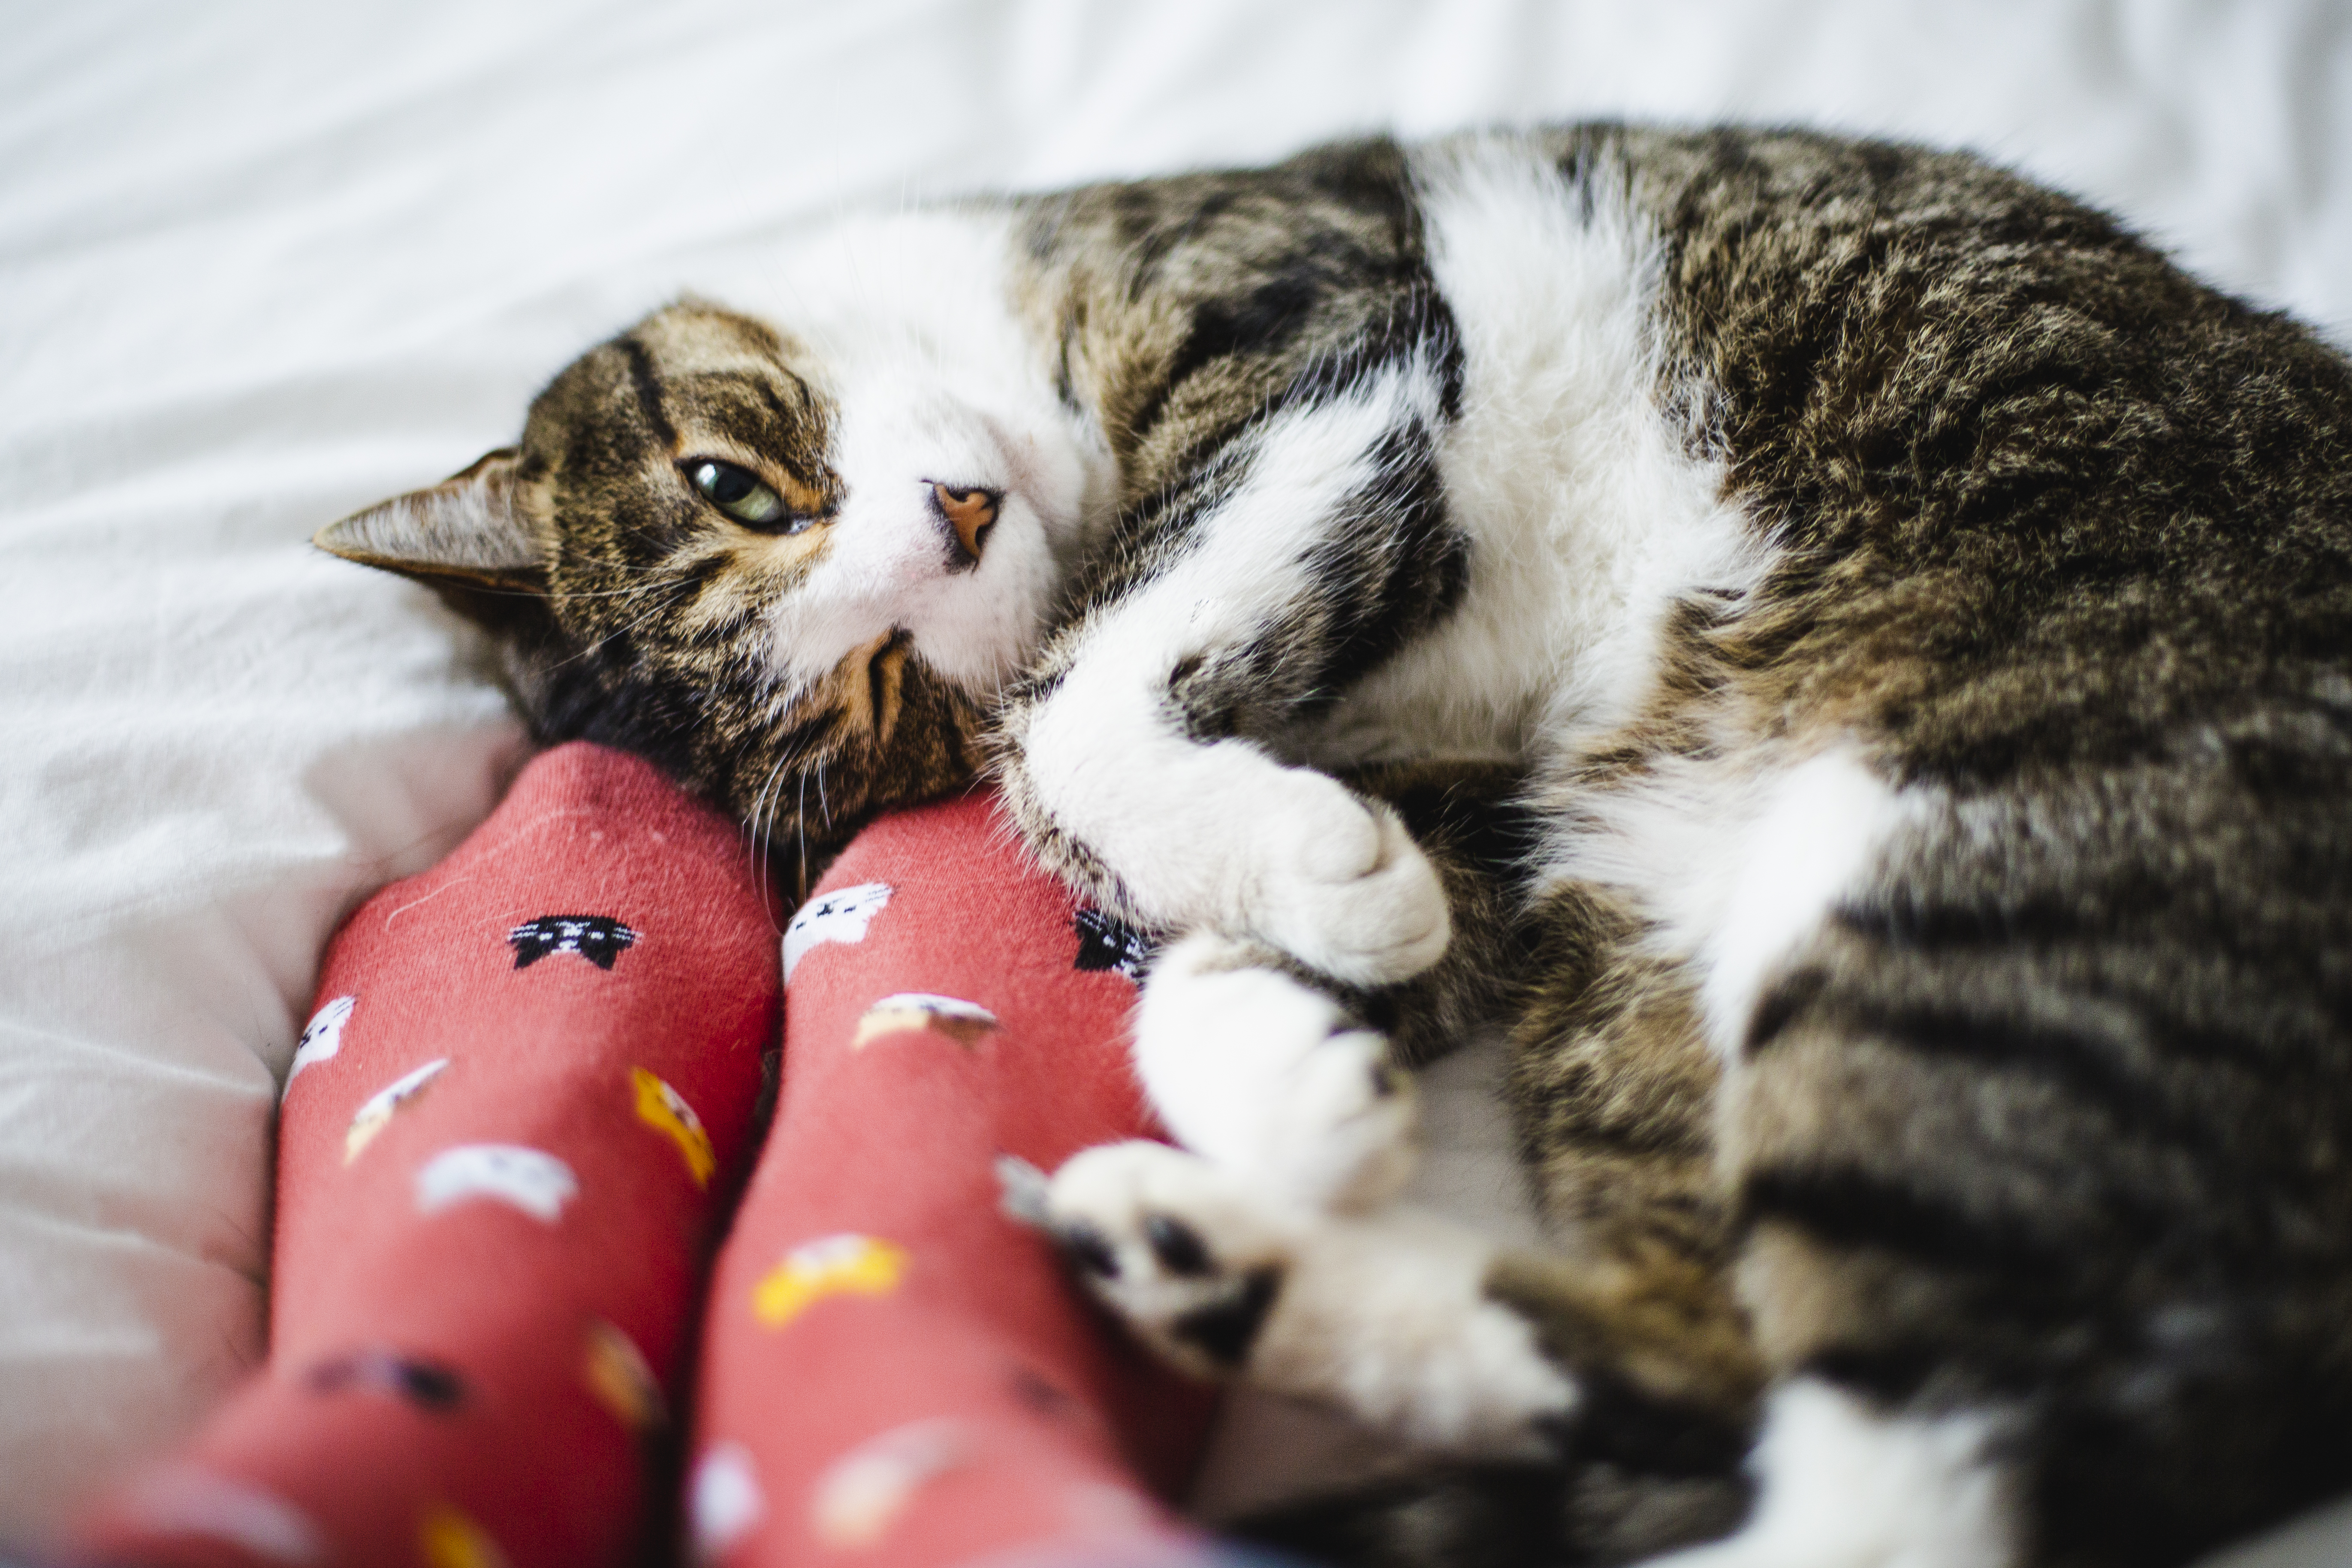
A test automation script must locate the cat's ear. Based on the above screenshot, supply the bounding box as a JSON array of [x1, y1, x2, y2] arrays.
[[314, 447, 545, 593]]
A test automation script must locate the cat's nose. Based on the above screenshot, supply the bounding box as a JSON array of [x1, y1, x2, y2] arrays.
[[929, 482, 1000, 569]]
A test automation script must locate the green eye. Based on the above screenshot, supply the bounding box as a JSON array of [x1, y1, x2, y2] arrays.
[[685, 459, 791, 528]]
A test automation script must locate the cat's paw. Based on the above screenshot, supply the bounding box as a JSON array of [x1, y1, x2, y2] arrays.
[[1133, 932, 1416, 1212], [1041, 1140, 1577, 1455], [1234, 769, 1450, 988], [1043, 1140, 1301, 1381]]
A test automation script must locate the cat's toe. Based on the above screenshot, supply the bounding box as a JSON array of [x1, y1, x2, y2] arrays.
[[1247, 781, 1451, 987], [1134, 933, 1419, 1211], [1043, 1140, 1299, 1379], [1267, 1028, 1419, 1210]]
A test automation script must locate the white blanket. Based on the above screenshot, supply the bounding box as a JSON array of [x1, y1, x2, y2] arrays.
[[5, 1, 2350, 1559]]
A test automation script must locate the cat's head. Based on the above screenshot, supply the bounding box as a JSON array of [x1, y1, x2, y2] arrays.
[[319, 299, 1091, 881]]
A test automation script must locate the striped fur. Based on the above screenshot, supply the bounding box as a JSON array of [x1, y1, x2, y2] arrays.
[[320, 126, 2352, 1567]]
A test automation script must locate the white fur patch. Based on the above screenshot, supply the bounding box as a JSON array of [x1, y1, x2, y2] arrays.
[[1550, 748, 1912, 1060], [1255, 1207, 1580, 1457], [1543, 748, 1910, 1053], [1303, 134, 1772, 771], [1045, 1140, 1575, 1456], [1700, 752, 1909, 1052], [723, 210, 1114, 700], [1649, 1379, 2017, 1568]]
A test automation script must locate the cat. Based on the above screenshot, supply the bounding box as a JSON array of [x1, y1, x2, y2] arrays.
[[319, 125, 2352, 1568]]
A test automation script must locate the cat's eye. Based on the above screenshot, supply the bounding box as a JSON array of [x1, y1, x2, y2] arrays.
[[684, 458, 806, 532]]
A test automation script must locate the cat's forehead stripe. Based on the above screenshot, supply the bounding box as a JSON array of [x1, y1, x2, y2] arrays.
[[618, 337, 678, 451]]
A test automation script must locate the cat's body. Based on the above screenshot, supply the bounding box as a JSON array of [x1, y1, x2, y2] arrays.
[[324, 126, 2352, 1568]]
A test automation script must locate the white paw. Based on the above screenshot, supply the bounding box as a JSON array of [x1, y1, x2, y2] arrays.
[[1234, 770, 1450, 988], [1042, 1140, 1301, 1381], [1022, 691, 1447, 986], [1040, 1140, 1579, 1456], [1134, 933, 1417, 1212]]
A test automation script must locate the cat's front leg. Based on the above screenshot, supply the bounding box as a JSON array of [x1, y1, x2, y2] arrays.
[[1000, 677, 1449, 988], [994, 368, 1465, 988]]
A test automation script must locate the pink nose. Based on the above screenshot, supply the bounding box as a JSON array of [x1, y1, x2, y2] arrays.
[[929, 483, 1000, 565]]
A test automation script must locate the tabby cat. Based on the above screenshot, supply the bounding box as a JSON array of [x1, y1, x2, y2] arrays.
[[320, 126, 2352, 1568]]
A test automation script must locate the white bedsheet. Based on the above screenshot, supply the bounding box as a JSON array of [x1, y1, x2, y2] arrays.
[[6, 0, 2352, 1557]]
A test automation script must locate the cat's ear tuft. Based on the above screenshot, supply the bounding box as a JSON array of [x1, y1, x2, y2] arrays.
[[315, 448, 546, 591]]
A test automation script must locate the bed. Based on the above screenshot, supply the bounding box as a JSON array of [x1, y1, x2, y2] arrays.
[[6, 1, 2352, 1560]]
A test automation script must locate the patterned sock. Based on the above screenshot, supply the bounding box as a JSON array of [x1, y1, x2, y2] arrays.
[[73, 742, 781, 1567], [687, 790, 1218, 1568], [71, 752, 1220, 1568]]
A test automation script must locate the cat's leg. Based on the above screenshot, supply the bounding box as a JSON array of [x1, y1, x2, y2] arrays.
[[1047, 879, 1766, 1475], [1028, 871, 1800, 1568], [1132, 762, 1530, 1211], [1129, 859, 2008, 1568], [1520, 760, 2031, 1568], [1638, 738, 2352, 1568], [992, 362, 1467, 989]]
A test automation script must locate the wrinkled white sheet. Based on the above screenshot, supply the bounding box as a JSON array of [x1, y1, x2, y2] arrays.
[[6, 0, 2352, 1556]]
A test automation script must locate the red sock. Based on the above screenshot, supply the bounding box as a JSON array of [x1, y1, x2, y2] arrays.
[[72, 753, 1219, 1568], [74, 743, 780, 1568], [688, 790, 1218, 1568]]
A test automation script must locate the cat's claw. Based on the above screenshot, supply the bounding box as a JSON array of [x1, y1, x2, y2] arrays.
[[1133, 932, 1418, 1213]]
